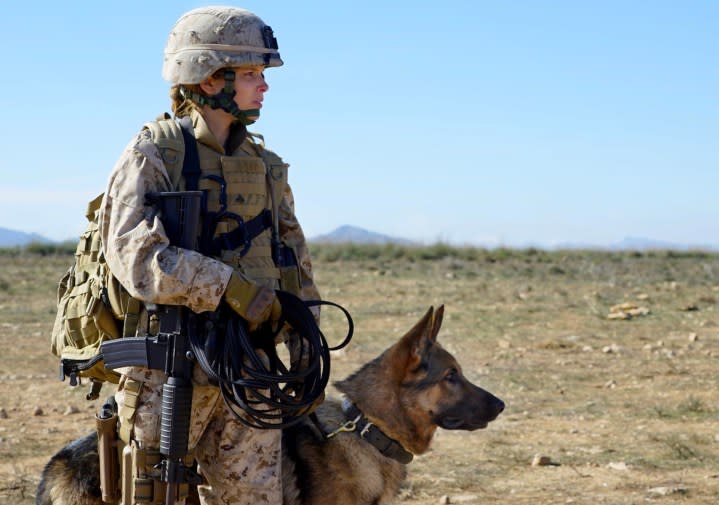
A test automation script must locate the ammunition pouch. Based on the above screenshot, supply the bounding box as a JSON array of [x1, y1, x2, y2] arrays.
[[121, 442, 194, 505]]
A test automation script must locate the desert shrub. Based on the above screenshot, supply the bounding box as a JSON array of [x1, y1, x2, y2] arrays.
[[0, 241, 76, 257], [0, 246, 22, 257]]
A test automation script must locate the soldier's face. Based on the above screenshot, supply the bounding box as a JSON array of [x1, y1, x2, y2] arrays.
[[201, 65, 268, 121], [232, 65, 268, 120]]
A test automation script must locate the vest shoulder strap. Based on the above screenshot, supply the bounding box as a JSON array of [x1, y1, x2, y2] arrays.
[[144, 118, 186, 189]]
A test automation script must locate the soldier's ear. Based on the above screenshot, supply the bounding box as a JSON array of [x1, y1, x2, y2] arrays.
[[199, 75, 223, 96]]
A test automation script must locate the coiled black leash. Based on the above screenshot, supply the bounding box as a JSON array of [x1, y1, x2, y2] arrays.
[[189, 291, 353, 429]]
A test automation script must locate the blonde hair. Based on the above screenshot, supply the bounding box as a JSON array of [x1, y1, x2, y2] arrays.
[[170, 85, 200, 117]]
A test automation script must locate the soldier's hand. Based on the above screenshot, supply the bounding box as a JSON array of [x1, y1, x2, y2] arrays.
[[224, 272, 280, 331]]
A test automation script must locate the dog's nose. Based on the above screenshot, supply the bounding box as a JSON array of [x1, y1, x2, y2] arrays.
[[492, 397, 505, 417]]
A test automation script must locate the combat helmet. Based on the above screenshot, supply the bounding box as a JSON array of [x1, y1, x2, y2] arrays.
[[163, 6, 282, 124]]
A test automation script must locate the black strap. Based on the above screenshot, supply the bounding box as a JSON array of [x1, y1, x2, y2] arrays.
[[345, 404, 413, 464], [303, 299, 354, 351], [174, 117, 273, 257], [208, 208, 273, 257], [177, 117, 201, 191]]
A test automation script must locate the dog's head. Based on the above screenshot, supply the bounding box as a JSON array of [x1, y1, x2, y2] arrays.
[[336, 305, 504, 455], [395, 306, 505, 432]]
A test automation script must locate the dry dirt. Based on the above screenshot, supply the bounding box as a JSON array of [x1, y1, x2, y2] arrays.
[[1, 250, 718, 504]]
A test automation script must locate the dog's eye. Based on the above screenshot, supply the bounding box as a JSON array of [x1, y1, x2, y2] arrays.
[[444, 370, 458, 384]]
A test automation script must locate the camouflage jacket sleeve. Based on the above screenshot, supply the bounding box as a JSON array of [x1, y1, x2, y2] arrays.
[[278, 183, 320, 319], [98, 129, 233, 313]]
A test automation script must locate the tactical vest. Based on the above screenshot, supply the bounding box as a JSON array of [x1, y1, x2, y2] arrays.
[[146, 119, 293, 290], [52, 117, 299, 388]]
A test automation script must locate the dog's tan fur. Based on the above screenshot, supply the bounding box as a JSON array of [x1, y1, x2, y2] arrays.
[[280, 306, 504, 505], [37, 306, 503, 505]]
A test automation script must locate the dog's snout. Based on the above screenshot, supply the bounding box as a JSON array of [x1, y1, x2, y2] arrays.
[[491, 397, 505, 418]]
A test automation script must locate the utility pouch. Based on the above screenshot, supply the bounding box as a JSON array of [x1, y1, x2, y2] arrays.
[[54, 265, 122, 360], [52, 210, 123, 386], [127, 444, 191, 505], [63, 273, 121, 344], [133, 446, 165, 504], [106, 274, 141, 338], [96, 407, 120, 503], [276, 243, 301, 295]]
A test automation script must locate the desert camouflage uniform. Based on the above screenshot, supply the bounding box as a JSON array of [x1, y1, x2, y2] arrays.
[[99, 108, 319, 505]]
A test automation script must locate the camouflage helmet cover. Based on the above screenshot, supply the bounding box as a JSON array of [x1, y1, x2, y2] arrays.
[[162, 6, 283, 85]]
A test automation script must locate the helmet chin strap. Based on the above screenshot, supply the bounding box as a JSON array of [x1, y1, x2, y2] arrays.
[[180, 69, 259, 125]]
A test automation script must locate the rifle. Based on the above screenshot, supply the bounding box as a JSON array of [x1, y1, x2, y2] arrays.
[[102, 190, 203, 504]]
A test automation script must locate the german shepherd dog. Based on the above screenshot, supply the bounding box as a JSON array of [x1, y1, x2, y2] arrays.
[[37, 306, 504, 505]]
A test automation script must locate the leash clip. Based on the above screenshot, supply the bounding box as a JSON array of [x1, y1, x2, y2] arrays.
[[326, 413, 361, 439]]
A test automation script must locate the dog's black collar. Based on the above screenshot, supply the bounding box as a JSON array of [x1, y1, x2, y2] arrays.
[[329, 400, 413, 465]]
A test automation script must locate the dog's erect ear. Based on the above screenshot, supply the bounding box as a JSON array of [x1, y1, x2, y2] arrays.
[[404, 306, 433, 341], [400, 306, 441, 370], [429, 305, 444, 342]]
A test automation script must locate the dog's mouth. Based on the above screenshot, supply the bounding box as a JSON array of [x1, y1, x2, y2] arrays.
[[438, 417, 489, 431]]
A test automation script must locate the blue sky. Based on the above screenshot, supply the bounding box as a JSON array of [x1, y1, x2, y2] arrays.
[[0, 1, 716, 248]]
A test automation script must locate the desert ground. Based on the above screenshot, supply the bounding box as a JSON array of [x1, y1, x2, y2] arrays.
[[1, 245, 718, 504]]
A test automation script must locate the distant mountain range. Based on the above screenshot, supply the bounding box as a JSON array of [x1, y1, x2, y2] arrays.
[[557, 236, 719, 252], [1, 224, 716, 251], [311, 225, 416, 245], [312, 227, 719, 251], [0, 227, 53, 247]]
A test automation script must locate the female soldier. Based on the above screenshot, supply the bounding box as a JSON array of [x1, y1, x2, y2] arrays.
[[99, 6, 319, 505]]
